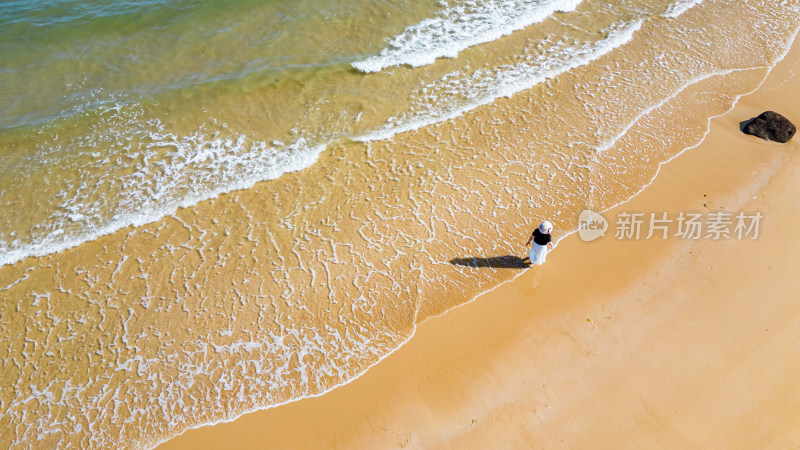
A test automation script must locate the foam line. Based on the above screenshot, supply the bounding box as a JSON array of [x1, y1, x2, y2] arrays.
[[357, 20, 643, 143], [352, 0, 583, 73], [662, 0, 704, 18], [0, 136, 327, 268]]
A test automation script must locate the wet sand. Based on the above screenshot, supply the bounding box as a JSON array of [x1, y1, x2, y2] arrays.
[[159, 39, 800, 449]]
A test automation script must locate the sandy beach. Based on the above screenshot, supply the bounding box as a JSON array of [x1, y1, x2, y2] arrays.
[[4, 2, 800, 447], [159, 31, 800, 449]]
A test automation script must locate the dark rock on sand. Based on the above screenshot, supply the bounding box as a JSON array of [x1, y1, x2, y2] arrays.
[[742, 111, 796, 143]]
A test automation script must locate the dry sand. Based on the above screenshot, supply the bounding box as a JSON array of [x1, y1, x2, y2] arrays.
[[159, 40, 800, 449]]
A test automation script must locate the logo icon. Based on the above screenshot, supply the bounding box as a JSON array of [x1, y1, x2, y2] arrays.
[[578, 209, 608, 242]]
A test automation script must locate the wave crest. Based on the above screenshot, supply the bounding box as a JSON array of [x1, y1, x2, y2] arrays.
[[352, 0, 583, 73]]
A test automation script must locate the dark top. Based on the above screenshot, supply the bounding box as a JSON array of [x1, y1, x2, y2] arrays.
[[532, 229, 551, 246]]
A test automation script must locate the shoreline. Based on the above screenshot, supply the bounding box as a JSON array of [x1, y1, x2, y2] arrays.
[[158, 28, 800, 449]]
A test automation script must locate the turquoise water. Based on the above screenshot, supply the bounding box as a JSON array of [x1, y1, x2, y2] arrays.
[[0, 0, 429, 129]]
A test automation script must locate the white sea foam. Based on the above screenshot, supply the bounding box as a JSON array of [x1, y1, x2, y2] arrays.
[[662, 0, 704, 18], [352, 0, 583, 73], [0, 124, 326, 268], [358, 20, 643, 143]]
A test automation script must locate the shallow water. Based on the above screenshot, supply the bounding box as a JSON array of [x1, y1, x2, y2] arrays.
[[1, 0, 799, 447]]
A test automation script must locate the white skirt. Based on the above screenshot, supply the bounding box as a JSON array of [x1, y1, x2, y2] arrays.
[[529, 243, 548, 265]]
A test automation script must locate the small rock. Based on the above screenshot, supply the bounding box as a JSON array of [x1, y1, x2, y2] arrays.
[[742, 111, 796, 143]]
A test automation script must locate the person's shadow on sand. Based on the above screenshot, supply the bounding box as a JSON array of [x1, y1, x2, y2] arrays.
[[449, 255, 529, 269]]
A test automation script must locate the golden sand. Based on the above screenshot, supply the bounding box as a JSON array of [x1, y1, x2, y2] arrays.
[[160, 29, 800, 450]]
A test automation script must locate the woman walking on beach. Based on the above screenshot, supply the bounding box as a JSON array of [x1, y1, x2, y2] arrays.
[[522, 221, 553, 265]]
